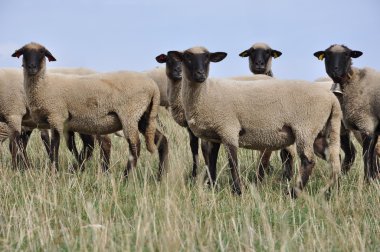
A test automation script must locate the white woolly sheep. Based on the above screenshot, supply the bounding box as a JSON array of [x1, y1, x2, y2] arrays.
[[171, 46, 342, 198], [314, 44, 380, 180], [0, 67, 111, 170], [12, 42, 168, 177]]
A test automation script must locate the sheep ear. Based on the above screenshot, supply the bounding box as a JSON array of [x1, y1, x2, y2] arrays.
[[271, 50, 282, 59], [12, 48, 24, 58], [45, 49, 56, 62], [168, 51, 183, 62], [210, 52, 227, 62], [239, 49, 250, 57], [351, 50, 363, 58], [314, 51, 325, 60], [155, 54, 168, 63]]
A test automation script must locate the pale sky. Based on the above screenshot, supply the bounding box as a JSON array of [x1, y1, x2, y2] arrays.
[[0, 0, 379, 81]]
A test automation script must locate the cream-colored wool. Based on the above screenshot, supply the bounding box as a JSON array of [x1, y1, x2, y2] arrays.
[[181, 47, 342, 193], [340, 67, 380, 135], [23, 68, 159, 153]]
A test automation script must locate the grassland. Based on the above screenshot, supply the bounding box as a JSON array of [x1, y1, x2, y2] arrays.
[[0, 108, 379, 251]]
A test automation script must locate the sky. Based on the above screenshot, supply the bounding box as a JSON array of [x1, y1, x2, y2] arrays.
[[0, 0, 379, 81]]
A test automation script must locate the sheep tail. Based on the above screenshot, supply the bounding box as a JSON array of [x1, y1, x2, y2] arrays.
[[144, 87, 160, 153]]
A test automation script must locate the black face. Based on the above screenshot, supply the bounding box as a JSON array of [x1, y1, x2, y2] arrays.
[[12, 44, 56, 75], [182, 52, 210, 83], [23, 48, 46, 75], [249, 48, 271, 74], [239, 47, 282, 75], [155, 52, 182, 81], [314, 45, 362, 84], [170, 49, 227, 83]]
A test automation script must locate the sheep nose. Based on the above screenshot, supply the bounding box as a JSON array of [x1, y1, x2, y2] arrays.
[[194, 70, 206, 82]]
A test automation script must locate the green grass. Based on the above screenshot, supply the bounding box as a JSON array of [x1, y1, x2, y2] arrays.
[[0, 108, 379, 251]]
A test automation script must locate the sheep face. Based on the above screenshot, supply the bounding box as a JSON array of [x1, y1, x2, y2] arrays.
[[170, 47, 227, 83], [239, 43, 282, 75], [156, 52, 182, 82], [12, 42, 56, 76], [314, 45, 362, 84]]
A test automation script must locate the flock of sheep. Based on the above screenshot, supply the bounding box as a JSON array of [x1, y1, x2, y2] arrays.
[[1, 41, 380, 198]]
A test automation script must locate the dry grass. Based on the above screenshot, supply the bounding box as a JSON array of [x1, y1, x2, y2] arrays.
[[0, 108, 379, 251]]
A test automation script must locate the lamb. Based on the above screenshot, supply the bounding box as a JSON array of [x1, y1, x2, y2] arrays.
[[170, 46, 341, 197], [12, 42, 168, 178], [314, 44, 380, 180], [0, 67, 111, 171]]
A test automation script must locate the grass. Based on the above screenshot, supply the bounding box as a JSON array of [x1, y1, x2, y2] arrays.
[[0, 108, 379, 251]]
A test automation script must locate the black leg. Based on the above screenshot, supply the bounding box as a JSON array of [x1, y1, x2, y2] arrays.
[[340, 128, 356, 174], [205, 142, 220, 186], [97, 135, 112, 172], [225, 144, 242, 195], [280, 148, 294, 181], [362, 133, 372, 182], [40, 130, 50, 156], [188, 128, 199, 178], [154, 130, 169, 180], [50, 129, 60, 172]]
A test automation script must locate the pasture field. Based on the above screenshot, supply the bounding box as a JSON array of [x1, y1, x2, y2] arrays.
[[0, 108, 379, 251]]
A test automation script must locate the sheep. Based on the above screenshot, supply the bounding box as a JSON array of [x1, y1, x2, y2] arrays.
[[155, 52, 275, 180], [170, 46, 341, 197], [238, 42, 282, 76], [12, 42, 168, 178], [314, 44, 380, 180], [0, 67, 111, 171], [156, 51, 210, 179], [238, 43, 297, 179]]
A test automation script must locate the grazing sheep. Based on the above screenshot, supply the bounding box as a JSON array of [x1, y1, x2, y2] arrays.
[[239, 42, 282, 76], [170, 46, 341, 197], [314, 44, 380, 179], [0, 68, 111, 171], [12, 42, 168, 178]]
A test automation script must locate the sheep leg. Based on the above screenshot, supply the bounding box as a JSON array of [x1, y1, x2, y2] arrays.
[[19, 129, 32, 168], [369, 135, 379, 179], [96, 135, 111, 172], [65, 131, 81, 171], [188, 128, 200, 178], [225, 144, 242, 195], [124, 130, 141, 178], [340, 129, 356, 174], [291, 147, 315, 198], [201, 140, 210, 167], [205, 142, 220, 187], [137, 117, 168, 180], [154, 129, 169, 180], [9, 131, 27, 169], [257, 149, 272, 182], [8, 118, 30, 169], [280, 148, 294, 181], [76, 133, 95, 171], [49, 129, 61, 172], [361, 133, 372, 182], [40, 129, 50, 155]]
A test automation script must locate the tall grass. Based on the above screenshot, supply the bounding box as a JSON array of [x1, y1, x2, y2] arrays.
[[0, 108, 379, 251]]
